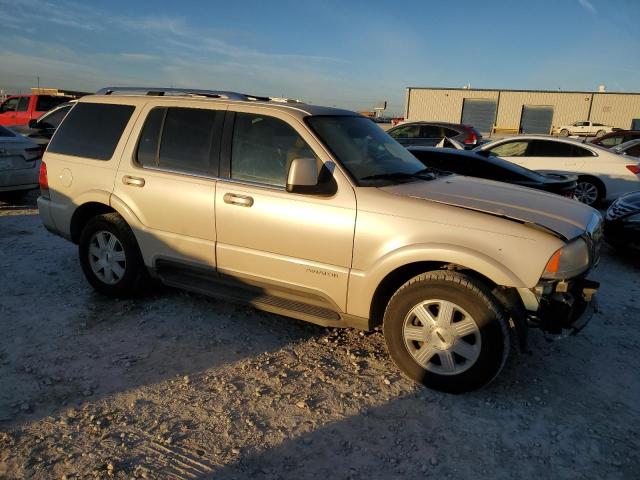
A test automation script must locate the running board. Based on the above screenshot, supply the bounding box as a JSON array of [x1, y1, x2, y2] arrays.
[[154, 261, 370, 329]]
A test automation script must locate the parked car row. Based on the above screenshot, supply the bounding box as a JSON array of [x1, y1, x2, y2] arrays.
[[390, 119, 640, 207], [473, 136, 640, 206]]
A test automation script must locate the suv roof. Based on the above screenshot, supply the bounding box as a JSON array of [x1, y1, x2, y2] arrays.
[[89, 86, 356, 120]]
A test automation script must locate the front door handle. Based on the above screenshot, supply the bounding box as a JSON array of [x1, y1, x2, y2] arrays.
[[122, 175, 145, 187], [223, 193, 254, 207]]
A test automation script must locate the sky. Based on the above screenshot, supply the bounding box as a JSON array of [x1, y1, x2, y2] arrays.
[[0, 0, 639, 115]]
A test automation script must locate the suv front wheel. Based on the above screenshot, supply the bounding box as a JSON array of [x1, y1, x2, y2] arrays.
[[383, 271, 510, 393], [79, 212, 148, 297]]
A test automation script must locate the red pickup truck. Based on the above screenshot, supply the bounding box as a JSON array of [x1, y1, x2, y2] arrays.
[[0, 95, 73, 126]]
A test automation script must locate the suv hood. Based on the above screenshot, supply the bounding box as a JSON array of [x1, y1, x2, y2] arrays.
[[381, 175, 598, 240]]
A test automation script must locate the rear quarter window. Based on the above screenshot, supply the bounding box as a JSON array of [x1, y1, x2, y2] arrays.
[[48, 103, 135, 160]]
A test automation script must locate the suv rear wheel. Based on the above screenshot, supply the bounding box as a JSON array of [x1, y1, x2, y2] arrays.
[[383, 271, 509, 393], [79, 213, 148, 297]]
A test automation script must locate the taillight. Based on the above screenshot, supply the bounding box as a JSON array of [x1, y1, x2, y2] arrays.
[[39, 161, 49, 198], [463, 129, 478, 145], [626, 165, 640, 175]]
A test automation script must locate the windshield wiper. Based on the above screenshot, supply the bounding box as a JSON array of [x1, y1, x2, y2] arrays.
[[361, 170, 436, 182]]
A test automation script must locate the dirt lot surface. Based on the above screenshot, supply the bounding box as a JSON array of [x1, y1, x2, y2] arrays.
[[1, 192, 639, 479]]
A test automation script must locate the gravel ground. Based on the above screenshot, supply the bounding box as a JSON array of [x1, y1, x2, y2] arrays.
[[0, 191, 639, 479]]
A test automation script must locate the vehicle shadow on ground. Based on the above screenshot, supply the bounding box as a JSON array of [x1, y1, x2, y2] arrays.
[[0, 190, 38, 211], [0, 210, 325, 427], [197, 324, 637, 480]]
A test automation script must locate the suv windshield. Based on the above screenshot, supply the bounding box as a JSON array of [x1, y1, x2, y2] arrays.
[[307, 116, 428, 186]]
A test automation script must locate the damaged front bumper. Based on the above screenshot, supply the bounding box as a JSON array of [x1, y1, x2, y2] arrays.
[[528, 277, 600, 335]]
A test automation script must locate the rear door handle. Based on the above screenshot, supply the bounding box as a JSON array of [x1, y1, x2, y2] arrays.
[[122, 175, 145, 187], [223, 193, 254, 207]]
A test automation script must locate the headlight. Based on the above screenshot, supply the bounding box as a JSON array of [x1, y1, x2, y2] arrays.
[[542, 238, 590, 280]]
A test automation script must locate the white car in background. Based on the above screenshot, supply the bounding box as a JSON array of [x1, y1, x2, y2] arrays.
[[552, 121, 615, 137], [474, 136, 640, 206]]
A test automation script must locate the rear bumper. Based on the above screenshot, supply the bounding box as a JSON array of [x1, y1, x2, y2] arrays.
[[530, 277, 600, 335], [37, 195, 61, 236]]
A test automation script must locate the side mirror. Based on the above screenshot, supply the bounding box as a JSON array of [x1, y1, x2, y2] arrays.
[[28, 119, 39, 128], [286, 158, 319, 194]]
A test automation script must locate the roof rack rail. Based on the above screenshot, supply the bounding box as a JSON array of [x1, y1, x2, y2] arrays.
[[95, 87, 305, 104], [96, 86, 251, 101]]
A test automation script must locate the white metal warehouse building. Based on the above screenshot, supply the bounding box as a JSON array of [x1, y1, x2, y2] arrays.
[[404, 87, 640, 135]]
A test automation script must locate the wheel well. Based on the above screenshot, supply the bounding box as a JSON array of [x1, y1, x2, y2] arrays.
[[368, 262, 498, 328], [577, 175, 606, 197], [70, 202, 116, 244]]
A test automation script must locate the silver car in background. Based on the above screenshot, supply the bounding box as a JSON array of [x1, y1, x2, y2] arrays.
[[0, 125, 43, 194]]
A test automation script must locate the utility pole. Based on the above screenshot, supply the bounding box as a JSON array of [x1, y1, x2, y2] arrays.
[[37, 75, 40, 92]]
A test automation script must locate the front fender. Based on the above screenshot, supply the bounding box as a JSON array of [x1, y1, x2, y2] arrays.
[[346, 243, 527, 318]]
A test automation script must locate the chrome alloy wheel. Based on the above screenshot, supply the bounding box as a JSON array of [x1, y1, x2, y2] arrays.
[[402, 299, 481, 375], [88, 230, 126, 285], [575, 181, 599, 205]]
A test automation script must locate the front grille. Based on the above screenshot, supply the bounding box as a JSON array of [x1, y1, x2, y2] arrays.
[[606, 200, 636, 221]]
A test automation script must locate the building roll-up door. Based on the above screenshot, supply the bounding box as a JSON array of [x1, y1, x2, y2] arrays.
[[520, 105, 554, 134], [460, 99, 497, 134]]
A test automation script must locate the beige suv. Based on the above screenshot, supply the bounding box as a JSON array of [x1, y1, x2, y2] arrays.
[[38, 87, 602, 393]]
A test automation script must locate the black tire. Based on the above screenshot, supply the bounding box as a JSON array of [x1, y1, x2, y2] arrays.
[[383, 271, 509, 393], [78, 212, 149, 297], [559, 129, 570, 137], [575, 177, 604, 206]]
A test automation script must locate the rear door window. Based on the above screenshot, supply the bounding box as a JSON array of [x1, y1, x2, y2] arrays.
[[418, 125, 441, 138], [389, 125, 420, 139], [48, 103, 135, 160], [136, 107, 222, 175], [487, 141, 529, 157], [599, 135, 623, 147], [527, 140, 593, 157], [17, 97, 29, 112], [528, 140, 575, 157], [442, 127, 460, 137]]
